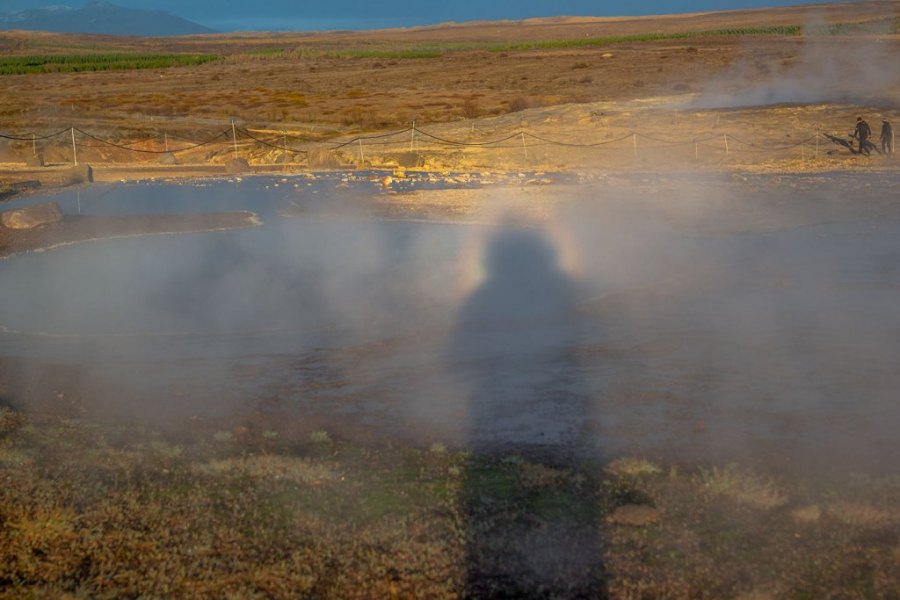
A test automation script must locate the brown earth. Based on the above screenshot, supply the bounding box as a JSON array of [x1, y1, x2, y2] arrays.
[[0, 1, 898, 177], [0, 211, 261, 258]]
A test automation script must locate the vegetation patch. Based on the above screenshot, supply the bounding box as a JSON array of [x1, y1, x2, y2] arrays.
[[0, 416, 897, 596], [699, 463, 788, 510], [0, 53, 220, 75], [0, 406, 25, 438], [485, 25, 804, 53], [273, 21, 895, 62]]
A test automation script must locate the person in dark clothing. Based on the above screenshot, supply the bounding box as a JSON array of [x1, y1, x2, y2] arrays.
[[853, 117, 873, 156], [881, 120, 894, 154]]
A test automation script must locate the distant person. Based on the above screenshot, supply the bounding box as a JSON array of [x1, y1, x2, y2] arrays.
[[881, 120, 894, 154], [853, 116, 873, 156]]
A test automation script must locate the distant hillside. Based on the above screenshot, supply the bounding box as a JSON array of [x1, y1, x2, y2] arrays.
[[0, 1, 215, 37]]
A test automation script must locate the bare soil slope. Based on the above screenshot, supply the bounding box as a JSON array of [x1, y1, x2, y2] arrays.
[[0, 1, 897, 176]]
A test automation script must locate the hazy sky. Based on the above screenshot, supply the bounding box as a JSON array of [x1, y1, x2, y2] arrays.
[[1, 1, 846, 31]]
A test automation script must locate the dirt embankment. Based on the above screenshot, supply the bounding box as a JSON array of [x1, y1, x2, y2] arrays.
[[0, 211, 261, 258], [0, 1, 898, 176]]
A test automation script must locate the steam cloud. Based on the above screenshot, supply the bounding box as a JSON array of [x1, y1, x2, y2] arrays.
[[692, 12, 900, 108], [2, 175, 899, 478]]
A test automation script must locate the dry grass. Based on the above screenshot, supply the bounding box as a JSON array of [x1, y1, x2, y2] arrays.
[[0, 416, 897, 597], [0, 2, 897, 175], [605, 456, 662, 479], [791, 504, 822, 524], [194, 455, 340, 484], [827, 501, 898, 528], [309, 429, 331, 444], [0, 406, 25, 437], [517, 461, 570, 488], [699, 464, 788, 510]]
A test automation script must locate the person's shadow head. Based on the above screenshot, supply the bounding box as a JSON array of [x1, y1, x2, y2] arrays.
[[485, 226, 557, 282], [459, 225, 576, 328]]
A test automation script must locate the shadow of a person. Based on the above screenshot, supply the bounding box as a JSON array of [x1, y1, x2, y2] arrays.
[[447, 225, 607, 598]]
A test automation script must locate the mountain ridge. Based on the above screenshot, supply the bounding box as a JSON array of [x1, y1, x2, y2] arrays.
[[0, 1, 215, 37]]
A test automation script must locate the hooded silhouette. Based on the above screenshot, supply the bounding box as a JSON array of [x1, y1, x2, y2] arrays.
[[448, 224, 606, 597]]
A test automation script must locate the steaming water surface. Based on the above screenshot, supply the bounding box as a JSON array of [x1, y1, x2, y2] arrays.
[[2, 177, 899, 476]]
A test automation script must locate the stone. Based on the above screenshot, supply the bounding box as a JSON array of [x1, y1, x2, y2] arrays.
[[159, 152, 178, 165], [62, 164, 93, 185], [606, 505, 661, 527], [9, 180, 41, 193], [307, 147, 341, 169], [24, 153, 45, 167], [225, 157, 250, 173], [392, 152, 422, 168], [1, 201, 63, 230]]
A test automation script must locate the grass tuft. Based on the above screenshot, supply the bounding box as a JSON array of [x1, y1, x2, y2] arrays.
[[606, 456, 663, 479], [309, 429, 331, 444], [791, 505, 822, 524], [212, 430, 235, 443], [195, 455, 340, 484], [0, 406, 25, 438], [699, 464, 788, 509], [827, 502, 897, 528]]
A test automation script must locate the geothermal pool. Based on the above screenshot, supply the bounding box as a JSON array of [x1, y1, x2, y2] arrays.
[[1, 175, 899, 476]]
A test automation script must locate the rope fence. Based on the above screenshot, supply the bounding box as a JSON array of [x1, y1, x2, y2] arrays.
[[0, 121, 884, 166]]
